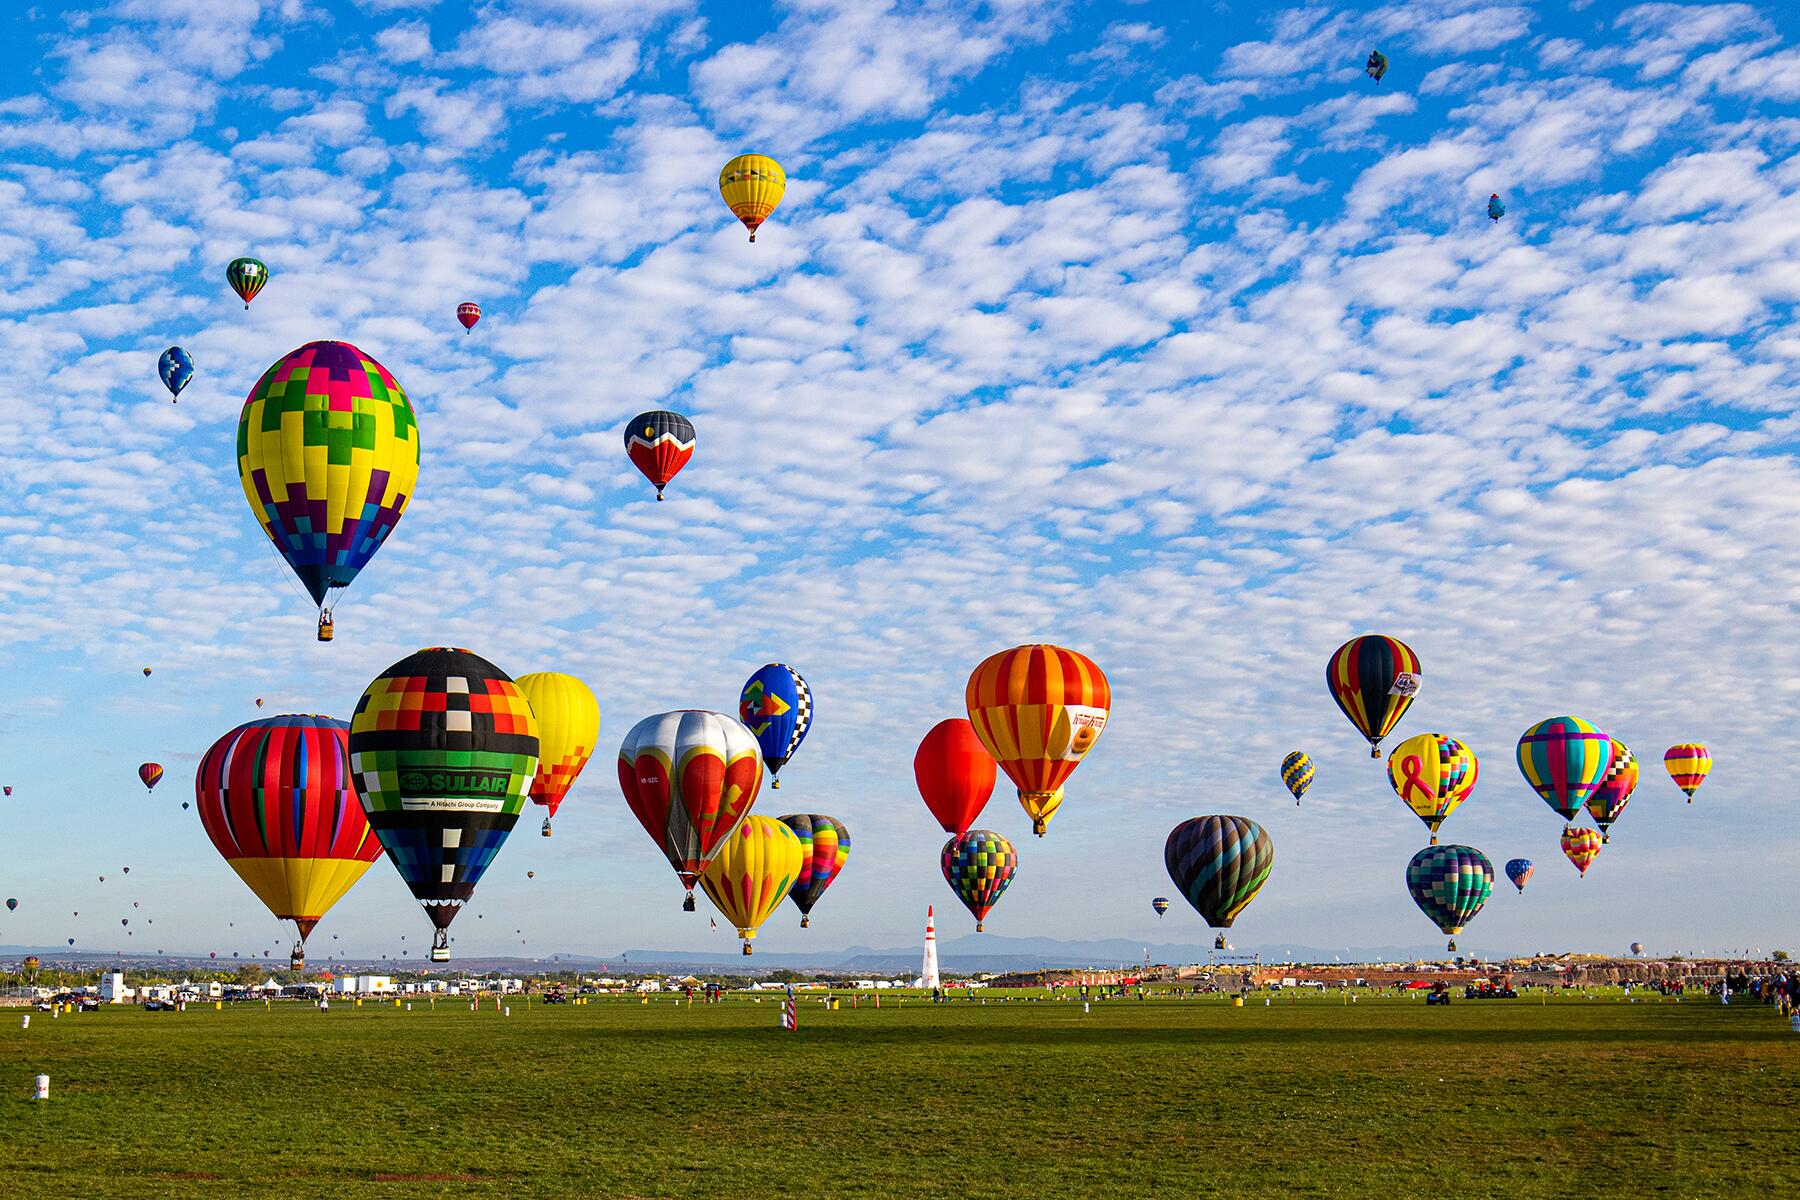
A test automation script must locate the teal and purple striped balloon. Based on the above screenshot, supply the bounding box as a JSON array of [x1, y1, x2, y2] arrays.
[[1164, 815, 1273, 929], [1406, 844, 1493, 949], [1516, 716, 1612, 820]]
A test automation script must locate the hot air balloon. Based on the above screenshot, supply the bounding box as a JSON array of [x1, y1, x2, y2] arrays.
[[196, 715, 384, 969], [1487, 194, 1505, 221], [143, 667, 153, 677], [1365, 50, 1389, 82], [941, 830, 1016, 932], [1664, 744, 1711, 802], [966, 644, 1110, 836], [1517, 717, 1612, 820], [778, 814, 849, 927], [255, 698, 264, 708], [1385, 733, 1478, 844], [739, 664, 811, 789], [1326, 635, 1420, 758], [1151, 896, 1170, 918], [1630, 941, 1645, 956], [3, 787, 10, 796], [699, 816, 804, 954], [1504, 858, 1534, 894], [349, 648, 539, 963], [718, 154, 786, 242], [236, 341, 420, 642], [1585, 740, 1638, 842], [1280, 751, 1314, 804], [623, 410, 694, 501], [527, 871, 535, 879], [1406, 844, 1493, 952], [5, 898, 15, 912], [1561, 825, 1602, 877], [1164, 816, 1273, 938], [138, 763, 163, 792], [457, 301, 481, 333], [617, 710, 762, 911], [226, 256, 269, 307], [516, 672, 599, 837], [158, 346, 194, 402], [913, 719, 996, 835]]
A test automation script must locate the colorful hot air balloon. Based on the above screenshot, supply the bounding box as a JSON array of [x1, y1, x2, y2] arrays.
[[255, 698, 264, 707], [226, 256, 269, 307], [1503, 858, 1534, 894], [718, 154, 786, 242], [236, 341, 420, 642], [1164, 816, 1274, 932], [1516, 717, 1612, 820], [1385, 733, 1478, 844], [3, 787, 11, 796], [1279, 751, 1314, 804], [143, 667, 152, 677], [913, 719, 997, 835], [617, 710, 762, 911], [699, 816, 803, 954], [138, 763, 163, 791], [623, 410, 695, 501], [1630, 941, 1645, 956], [1326, 635, 1420, 758], [1586, 740, 1639, 842], [457, 301, 481, 333], [941, 830, 1016, 932], [348, 648, 539, 963], [966, 644, 1110, 836], [515, 672, 599, 838], [158, 346, 194, 402], [1151, 896, 1170, 918], [1487, 193, 1506, 221], [195, 715, 384, 969], [1561, 825, 1602, 876], [1664, 743, 1711, 802], [1405, 844, 1493, 952], [777, 813, 849, 927], [5, 898, 15, 912], [1365, 49, 1389, 82], [739, 664, 811, 789]]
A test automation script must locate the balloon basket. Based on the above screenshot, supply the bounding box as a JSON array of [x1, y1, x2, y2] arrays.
[[683, 894, 696, 913], [541, 818, 552, 838], [317, 612, 334, 642], [742, 943, 752, 956]]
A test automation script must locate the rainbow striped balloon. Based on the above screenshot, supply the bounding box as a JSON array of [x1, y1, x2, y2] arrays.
[[1663, 744, 1711, 802], [1516, 717, 1612, 820]]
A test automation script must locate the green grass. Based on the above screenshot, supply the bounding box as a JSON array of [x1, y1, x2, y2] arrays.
[[2, 991, 1795, 1198]]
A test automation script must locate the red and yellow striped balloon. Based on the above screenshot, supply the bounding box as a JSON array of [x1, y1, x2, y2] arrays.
[[966, 645, 1110, 836], [699, 816, 803, 954], [1663, 743, 1711, 802], [1561, 825, 1602, 877]]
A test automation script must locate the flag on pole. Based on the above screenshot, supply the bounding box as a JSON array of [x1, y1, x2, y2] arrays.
[[780, 999, 797, 1031]]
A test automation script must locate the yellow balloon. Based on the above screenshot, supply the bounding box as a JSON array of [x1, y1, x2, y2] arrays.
[[516, 672, 600, 837], [1386, 732, 1479, 844], [699, 816, 803, 954], [719, 154, 786, 242]]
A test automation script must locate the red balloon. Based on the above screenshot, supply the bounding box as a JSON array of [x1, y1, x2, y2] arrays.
[[913, 719, 997, 836], [457, 301, 481, 332]]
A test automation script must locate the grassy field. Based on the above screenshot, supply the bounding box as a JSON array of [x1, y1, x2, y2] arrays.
[[3, 990, 1796, 1198]]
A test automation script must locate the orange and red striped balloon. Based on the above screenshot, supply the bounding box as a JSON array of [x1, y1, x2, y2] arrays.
[[966, 644, 1109, 836], [1663, 743, 1711, 802]]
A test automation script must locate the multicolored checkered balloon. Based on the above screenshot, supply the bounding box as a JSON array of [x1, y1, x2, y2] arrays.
[[1406, 844, 1493, 948], [348, 647, 537, 962], [941, 829, 1016, 931]]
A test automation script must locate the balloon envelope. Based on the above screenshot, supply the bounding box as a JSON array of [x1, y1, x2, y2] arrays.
[[966, 644, 1110, 836], [719, 154, 786, 241], [617, 710, 761, 905], [1164, 815, 1273, 929], [1561, 825, 1602, 876], [1406, 844, 1493, 938], [1386, 733, 1478, 842], [1517, 717, 1612, 820], [226, 256, 268, 306], [1151, 896, 1169, 917], [516, 672, 599, 828], [623, 410, 694, 499], [1280, 751, 1313, 803], [348, 648, 539, 959], [941, 830, 1016, 931], [700, 816, 803, 952], [195, 715, 382, 951], [158, 346, 194, 400], [1503, 858, 1534, 893], [1663, 743, 1711, 801], [138, 763, 163, 791], [777, 813, 849, 926], [913, 718, 996, 835], [1585, 740, 1639, 841], [1326, 635, 1420, 757], [236, 340, 420, 614], [739, 664, 811, 785], [457, 301, 481, 331]]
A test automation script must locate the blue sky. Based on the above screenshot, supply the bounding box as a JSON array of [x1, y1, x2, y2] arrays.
[[2, 0, 1798, 966]]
